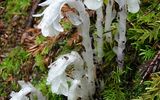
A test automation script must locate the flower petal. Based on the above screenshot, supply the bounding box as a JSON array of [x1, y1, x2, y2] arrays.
[[66, 12, 82, 26], [68, 80, 81, 100], [84, 0, 103, 10], [47, 52, 78, 84], [50, 74, 69, 96], [53, 15, 64, 32], [39, 0, 53, 6]]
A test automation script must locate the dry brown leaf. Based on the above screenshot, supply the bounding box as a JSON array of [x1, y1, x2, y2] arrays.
[[67, 32, 80, 46], [44, 56, 50, 67], [31, 44, 45, 56], [6, 75, 14, 82], [26, 28, 40, 35]]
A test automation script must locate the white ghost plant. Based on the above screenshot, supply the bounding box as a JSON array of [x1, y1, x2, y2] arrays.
[[25, 0, 141, 99]]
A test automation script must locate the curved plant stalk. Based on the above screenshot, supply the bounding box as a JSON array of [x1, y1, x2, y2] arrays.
[[68, 1, 95, 97]]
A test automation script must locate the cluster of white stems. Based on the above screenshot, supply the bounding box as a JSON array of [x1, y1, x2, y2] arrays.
[[10, 0, 140, 100]]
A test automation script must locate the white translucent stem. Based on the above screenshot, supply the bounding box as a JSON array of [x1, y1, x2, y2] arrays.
[[116, 4, 127, 68], [96, 7, 103, 62], [104, 0, 115, 42]]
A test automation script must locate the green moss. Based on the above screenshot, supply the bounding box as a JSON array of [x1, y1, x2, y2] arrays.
[[0, 47, 29, 80], [35, 54, 46, 72], [5, 0, 31, 21]]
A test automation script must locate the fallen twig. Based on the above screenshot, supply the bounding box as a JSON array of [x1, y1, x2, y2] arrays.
[[26, 0, 41, 28]]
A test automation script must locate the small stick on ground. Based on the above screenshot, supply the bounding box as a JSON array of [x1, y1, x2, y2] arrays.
[[26, 0, 41, 28]]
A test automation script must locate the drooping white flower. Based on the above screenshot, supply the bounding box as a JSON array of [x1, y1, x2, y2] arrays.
[[10, 81, 45, 100], [84, 0, 103, 10], [46, 52, 77, 96], [46, 51, 85, 96], [33, 0, 66, 37], [127, 0, 140, 13]]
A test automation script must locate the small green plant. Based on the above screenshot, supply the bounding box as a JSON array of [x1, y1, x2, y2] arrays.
[[0, 47, 30, 97], [103, 42, 116, 67], [102, 69, 125, 100], [127, 0, 160, 48], [139, 45, 156, 61], [61, 20, 73, 31]]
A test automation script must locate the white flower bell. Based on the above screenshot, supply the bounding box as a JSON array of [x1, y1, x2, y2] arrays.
[[33, 0, 66, 37], [127, 0, 140, 13]]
